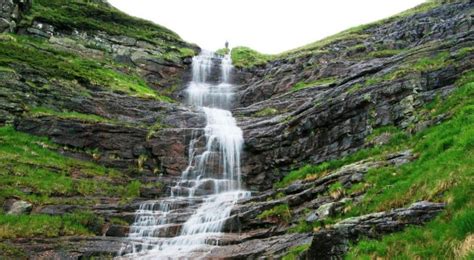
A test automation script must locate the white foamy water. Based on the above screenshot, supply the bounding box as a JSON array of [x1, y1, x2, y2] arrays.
[[118, 51, 250, 259]]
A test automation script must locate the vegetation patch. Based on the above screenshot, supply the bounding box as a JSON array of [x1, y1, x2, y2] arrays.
[[253, 107, 279, 117], [28, 107, 111, 123], [0, 243, 26, 258], [292, 77, 337, 91], [0, 211, 102, 239], [279, 71, 474, 258], [0, 34, 171, 101], [368, 49, 404, 58], [365, 51, 452, 87], [22, 0, 186, 48], [257, 204, 292, 224], [277, 1, 440, 59], [0, 126, 141, 206], [230, 47, 272, 68], [282, 244, 310, 260], [216, 48, 230, 56]]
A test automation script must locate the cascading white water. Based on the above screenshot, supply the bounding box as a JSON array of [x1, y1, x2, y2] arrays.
[[119, 51, 250, 259]]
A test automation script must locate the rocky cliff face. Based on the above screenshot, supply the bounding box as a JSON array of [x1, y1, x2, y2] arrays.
[[0, 0, 205, 181], [0, 0, 473, 259], [235, 1, 473, 190]]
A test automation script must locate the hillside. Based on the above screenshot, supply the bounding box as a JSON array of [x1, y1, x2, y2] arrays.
[[0, 0, 473, 259]]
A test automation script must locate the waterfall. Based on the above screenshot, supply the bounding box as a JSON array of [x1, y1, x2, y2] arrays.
[[118, 51, 250, 259]]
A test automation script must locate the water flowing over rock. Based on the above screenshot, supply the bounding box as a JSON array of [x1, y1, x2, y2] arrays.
[[118, 51, 251, 259]]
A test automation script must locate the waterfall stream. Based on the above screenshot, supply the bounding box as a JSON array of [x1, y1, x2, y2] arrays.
[[119, 51, 250, 259]]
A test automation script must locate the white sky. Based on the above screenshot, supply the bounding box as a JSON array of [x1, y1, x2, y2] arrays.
[[109, 0, 425, 54]]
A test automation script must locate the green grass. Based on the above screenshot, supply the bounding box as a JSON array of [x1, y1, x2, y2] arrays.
[[216, 48, 230, 56], [0, 243, 26, 258], [277, 1, 440, 58], [22, 0, 186, 49], [292, 77, 337, 91], [368, 49, 404, 58], [0, 126, 141, 206], [281, 71, 474, 258], [328, 182, 344, 193], [282, 244, 310, 260], [0, 211, 102, 239], [364, 51, 452, 87], [0, 34, 172, 101], [253, 107, 279, 117], [178, 48, 196, 58], [346, 83, 363, 94], [230, 47, 272, 68], [28, 107, 111, 123], [257, 204, 292, 223]]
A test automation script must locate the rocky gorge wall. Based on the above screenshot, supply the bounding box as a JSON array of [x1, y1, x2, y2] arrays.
[[0, 0, 206, 185], [0, 0, 473, 259], [235, 1, 473, 190]]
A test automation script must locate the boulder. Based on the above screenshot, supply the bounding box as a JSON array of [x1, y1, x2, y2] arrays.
[[6, 200, 32, 215], [306, 202, 336, 222]]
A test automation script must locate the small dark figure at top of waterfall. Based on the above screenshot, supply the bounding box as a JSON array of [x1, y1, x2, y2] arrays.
[[225, 41, 229, 49]]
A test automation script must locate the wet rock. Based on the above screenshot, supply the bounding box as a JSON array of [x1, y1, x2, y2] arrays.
[[306, 201, 445, 259], [105, 225, 130, 237]]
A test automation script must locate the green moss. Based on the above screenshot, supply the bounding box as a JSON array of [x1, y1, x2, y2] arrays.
[[364, 51, 453, 87], [216, 48, 230, 56], [109, 217, 129, 226], [0, 66, 16, 73], [147, 119, 170, 140], [328, 182, 344, 193], [0, 243, 27, 258], [178, 48, 196, 58], [257, 204, 292, 223], [230, 47, 272, 68], [368, 49, 404, 58], [292, 77, 337, 91], [455, 46, 474, 58], [0, 126, 142, 206], [253, 107, 279, 117], [346, 83, 363, 94], [28, 107, 111, 123], [288, 219, 312, 233], [365, 126, 403, 143], [297, 72, 474, 258], [125, 180, 141, 199], [347, 44, 366, 52], [277, 1, 440, 58], [22, 0, 185, 48], [0, 34, 172, 101], [0, 211, 103, 239], [282, 244, 310, 260]]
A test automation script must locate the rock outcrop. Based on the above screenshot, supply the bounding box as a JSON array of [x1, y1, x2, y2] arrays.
[[306, 201, 445, 259], [236, 1, 473, 190], [0, 0, 31, 33]]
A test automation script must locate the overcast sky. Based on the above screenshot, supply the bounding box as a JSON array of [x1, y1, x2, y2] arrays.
[[108, 0, 425, 54]]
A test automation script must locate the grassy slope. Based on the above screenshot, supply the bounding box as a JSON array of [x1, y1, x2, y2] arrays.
[[230, 0, 442, 69], [230, 46, 272, 69], [277, 0, 442, 59], [22, 0, 190, 50], [278, 71, 474, 259], [0, 126, 142, 206], [0, 126, 143, 242], [0, 34, 172, 100]]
